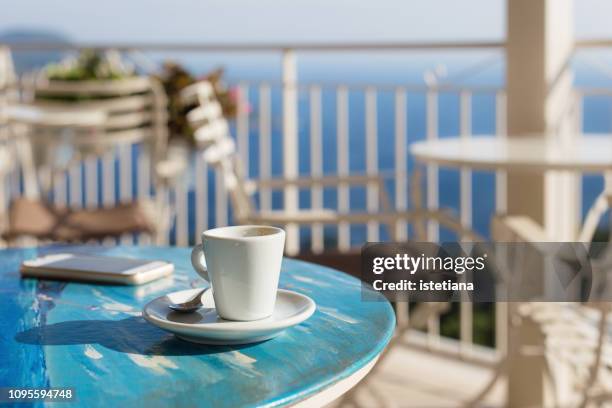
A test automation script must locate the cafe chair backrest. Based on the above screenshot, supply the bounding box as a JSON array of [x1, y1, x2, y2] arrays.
[[27, 74, 169, 165], [182, 81, 254, 222], [182, 81, 229, 147]]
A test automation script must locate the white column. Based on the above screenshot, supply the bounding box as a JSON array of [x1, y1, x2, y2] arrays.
[[506, 2, 575, 406], [506, 0, 577, 240], [282, 50, 300, 255]]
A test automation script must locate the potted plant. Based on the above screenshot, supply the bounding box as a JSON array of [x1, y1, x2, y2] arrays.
[[153, 61, 240, 145], [33, 50, 241, 149], [29, 49, 161, 167], [32, 49, 153, 104]]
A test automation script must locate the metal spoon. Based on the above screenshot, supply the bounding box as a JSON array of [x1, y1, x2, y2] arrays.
[[168, 287, 209, 313]]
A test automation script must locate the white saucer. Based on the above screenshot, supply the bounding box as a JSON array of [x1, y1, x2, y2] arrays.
[[142, 288, 316, 345]]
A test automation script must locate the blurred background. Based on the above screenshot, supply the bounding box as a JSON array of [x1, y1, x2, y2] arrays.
[[2, 0, 612, 244], [3, 0, 612, 406]]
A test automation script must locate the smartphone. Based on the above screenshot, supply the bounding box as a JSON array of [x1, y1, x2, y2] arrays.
[[20, 253, 174, 285]]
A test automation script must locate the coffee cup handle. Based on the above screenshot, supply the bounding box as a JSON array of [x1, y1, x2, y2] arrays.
[[190, 244, 209, 283]]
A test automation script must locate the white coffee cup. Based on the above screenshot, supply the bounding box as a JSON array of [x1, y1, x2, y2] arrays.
[[191, 225, 285, 321]]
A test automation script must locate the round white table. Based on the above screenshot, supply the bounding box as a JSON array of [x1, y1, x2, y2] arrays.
[[410, 135, 612, 241], [410, 135, 612, 173]]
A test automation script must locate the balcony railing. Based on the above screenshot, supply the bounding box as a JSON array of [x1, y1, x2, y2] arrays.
[[1, 40, 610, 367]]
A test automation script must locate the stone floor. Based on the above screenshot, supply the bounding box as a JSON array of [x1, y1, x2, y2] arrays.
[[329, 340, 505, 408]]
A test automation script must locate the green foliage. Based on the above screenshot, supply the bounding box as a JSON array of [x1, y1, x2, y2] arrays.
[[45, 49, 134, 81], [36, 49, 139, 102], [439, 303, 495, 347]]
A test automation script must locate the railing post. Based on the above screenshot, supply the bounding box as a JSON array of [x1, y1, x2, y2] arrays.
[[459, 90, 473, 357], [282, 49, 300, 255], [259, 83, 272, 211], [495, 91, 507, 214], [575, 90, 583, 225], [337, 86, 350, 251], [426, 87, 439, 242], [237, 83, 250, 176], [194, 153, 208, 245], [309, 85, 324, 253], [394, 87, 407, 241], [365, 86, 379, 242]]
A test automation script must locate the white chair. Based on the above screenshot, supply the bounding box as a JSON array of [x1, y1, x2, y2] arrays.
[[0, 46, 18, 243], [25, 74, 170, 180], [181, 81, 481, 247], [492, 214, 612, 407], [2, 50, 185, 245]]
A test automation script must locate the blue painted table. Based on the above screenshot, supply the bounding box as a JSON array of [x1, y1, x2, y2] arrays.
[[0, 245, 395, 407]]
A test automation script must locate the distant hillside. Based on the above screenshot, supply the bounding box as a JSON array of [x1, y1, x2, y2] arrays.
[[0, 28, 71, 72]]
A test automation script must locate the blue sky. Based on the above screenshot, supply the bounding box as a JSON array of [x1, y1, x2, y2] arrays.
[[1, 0, 502, 42], [1, 0, 611, 42], [2, 0, 612, 86]]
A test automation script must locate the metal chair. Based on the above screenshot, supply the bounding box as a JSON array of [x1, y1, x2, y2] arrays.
[[492, 214, 612, 407], [181, 81, 480, 248]]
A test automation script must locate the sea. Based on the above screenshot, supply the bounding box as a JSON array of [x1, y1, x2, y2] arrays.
[[11, 48, 612, 247]]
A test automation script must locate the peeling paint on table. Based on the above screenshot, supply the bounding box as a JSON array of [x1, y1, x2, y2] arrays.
[[0, 245, 395, 408]]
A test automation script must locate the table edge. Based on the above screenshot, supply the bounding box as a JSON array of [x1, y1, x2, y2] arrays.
[[409, 138, 612, 173], [2, 245, 397, 408], [411, 152, 612, 173], [262, 257, 396, 407], [291, 356, 379, 408]]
